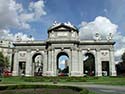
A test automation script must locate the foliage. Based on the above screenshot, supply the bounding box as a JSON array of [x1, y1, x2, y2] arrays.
[[80, 89, 89, 94], [22, 76, 87, 82], [88, 91, 100, 94], [116, 52, 125, 75], [122, 52, 125, 62], [2, 76, 125, 86], [0, 52, 9, 68], [0, 52, 5, 66], [0, 84, 85, 94]]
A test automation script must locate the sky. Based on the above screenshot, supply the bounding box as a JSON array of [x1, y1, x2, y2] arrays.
[[0, 0, 125, 62], [59, 55, 68, 70]]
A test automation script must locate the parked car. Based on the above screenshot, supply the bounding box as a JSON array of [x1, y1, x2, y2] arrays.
[[58, 73, 68, 76], [3, 70, 12, 77]]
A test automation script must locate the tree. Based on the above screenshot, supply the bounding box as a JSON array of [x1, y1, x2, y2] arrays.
[[0, 52, 9, 68], [4, 57, 10, 68], [0, 52, 5, 67], [122, 52, 125, 62], [116, 52, 125, 75]]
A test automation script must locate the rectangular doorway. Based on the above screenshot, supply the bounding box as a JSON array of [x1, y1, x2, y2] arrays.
[[102, 61, 109, 76], [19, 62, 26, 76]]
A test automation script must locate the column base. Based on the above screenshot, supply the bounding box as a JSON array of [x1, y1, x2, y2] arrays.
[[43, 71, 55, 76], [95, 71, 102, 76], [12, 71, 18, 76], [70, 71, 83, 76], [110, 71, 117, 76], [25, 71, 33, 77]]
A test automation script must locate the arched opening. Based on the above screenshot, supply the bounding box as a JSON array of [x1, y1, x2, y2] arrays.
[[32, 53, 43, 76], [83, 53, 95, 76], [57, 52, 69, 76]]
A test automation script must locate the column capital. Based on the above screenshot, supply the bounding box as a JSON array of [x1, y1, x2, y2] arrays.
[[77, 47, 82, 51], [109, 48, 114, 51], [47, 47, 52, 51], [71, 47, 77, 51], [44, 49, 47, 52], [27, 49, 31, 52], [52, 48, 55, 51], [14, 49, 19, 53], [96, 48, 100, 51], [36, 49, 39, 52]]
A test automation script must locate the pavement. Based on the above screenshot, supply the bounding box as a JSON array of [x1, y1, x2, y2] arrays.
[[39, 82, 125, 94], [0, 82, 125, 94], [56, 82, 125, 94]]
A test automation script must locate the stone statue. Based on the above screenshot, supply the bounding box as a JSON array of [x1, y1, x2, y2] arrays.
[[93, 32, 101, 41], [16, 36, 22, 42], [106, 33, 113, 41], [53, 21, 58, 26]]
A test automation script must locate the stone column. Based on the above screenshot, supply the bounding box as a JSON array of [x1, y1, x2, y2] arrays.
[[7, 50, 12, 71], [71, 47, 79, 76], [51, 48, 55, 76], [25, 49, 32, 76], [52, 49, 56, 76], [78, 49, 83, 76], [12, 50, 19, 76], [95, 49, 102, 76], [48, 50, 52, 71], [43, 50, 47, 76], [109, 48, 116, 76], [68, 49, 72, 76], [46, 49, 53, 76]]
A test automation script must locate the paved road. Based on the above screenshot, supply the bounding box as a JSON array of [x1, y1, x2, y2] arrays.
[[81, 84, 125, 94], [0, 82, 125, 94], [52, 82, 125, 94], [88, 87, 125, 94]]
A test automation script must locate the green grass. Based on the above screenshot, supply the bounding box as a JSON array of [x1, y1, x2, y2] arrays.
[[0, 76, 86, 84], [0, 84, 105, 94], [1, 76, 125, 85], [86, 76, 125, 85]]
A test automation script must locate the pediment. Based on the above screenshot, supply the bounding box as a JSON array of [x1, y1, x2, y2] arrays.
[[48, 23, 78, 33], [51, 24, 73, 31]]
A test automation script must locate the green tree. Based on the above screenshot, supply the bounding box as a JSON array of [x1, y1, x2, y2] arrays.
[[0, 52, 9, 68], [122, 52, 125, 62], [0, 52, 5, 67], [4, 57, 10, 68]]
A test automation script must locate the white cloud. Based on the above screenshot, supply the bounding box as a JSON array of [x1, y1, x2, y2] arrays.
[[59, 60, 65, 70], [59, 60, 65, 65], [29, 0, 46, 20], [79, 16, 118, 40], [0, 0, 46, 41], [0, 0, 20, 29], [0, 29, 34, 41], [79, 16, 125, 62], [0, 0, 46, 30]]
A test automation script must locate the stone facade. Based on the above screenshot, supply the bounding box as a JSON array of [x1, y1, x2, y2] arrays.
[[11, 22, 116, 76]]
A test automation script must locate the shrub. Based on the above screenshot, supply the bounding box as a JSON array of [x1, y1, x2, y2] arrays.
[[80, 89, 89, 94]]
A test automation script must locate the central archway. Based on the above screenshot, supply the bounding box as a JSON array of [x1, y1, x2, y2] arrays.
[[83, 53, 95, 76], [57, 52, 69, 76]]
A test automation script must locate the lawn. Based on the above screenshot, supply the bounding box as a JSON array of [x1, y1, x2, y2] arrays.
[[0, 83, 105, 94], [86, 76, 125, 85], [0, 76, 125, 85]]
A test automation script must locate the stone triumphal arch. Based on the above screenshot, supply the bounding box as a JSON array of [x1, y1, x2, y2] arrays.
[[12, 22, 116, 76]]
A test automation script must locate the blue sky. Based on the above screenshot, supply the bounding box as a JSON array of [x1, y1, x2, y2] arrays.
[[0, 0, 125, 62], [59, 55, 68, 70], [21, 0, 110, 39], [14, 0, 124, 40]]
